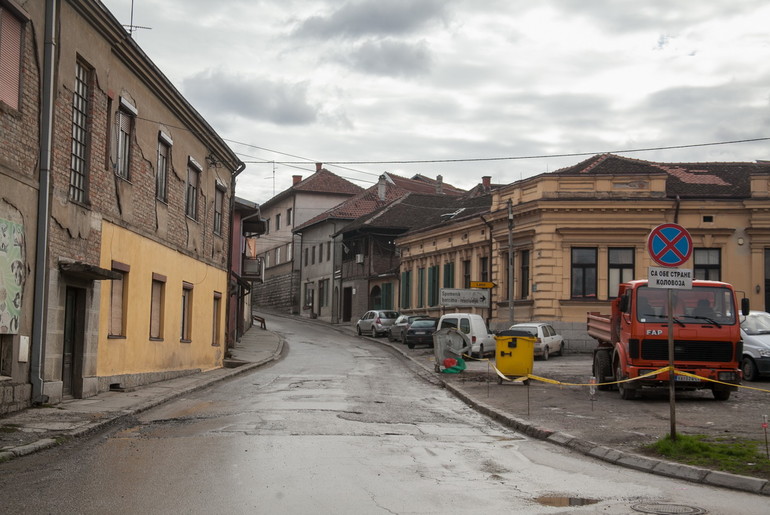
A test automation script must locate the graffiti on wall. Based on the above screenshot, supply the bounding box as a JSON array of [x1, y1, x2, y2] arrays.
[[0, 218, 25, 334]]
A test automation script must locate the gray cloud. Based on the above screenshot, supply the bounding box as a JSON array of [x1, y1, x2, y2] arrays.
[[293, 0, 448, 39], [182, 70, 319, 126], [340, 39, 433, 76]]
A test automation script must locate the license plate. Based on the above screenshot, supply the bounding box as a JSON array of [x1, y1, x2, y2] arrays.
[[415, 331, 426, 335], [675, 375, 701, 382]]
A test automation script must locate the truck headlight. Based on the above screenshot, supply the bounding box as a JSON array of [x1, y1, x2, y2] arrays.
[[718, 372, 738, 381]]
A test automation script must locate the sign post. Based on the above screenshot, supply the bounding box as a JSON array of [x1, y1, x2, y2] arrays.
[[647, 223, 693, 441]]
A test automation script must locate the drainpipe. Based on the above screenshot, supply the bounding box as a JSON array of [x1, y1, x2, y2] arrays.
[[224, 161, 246, 349], [30, 0, 57, 404]]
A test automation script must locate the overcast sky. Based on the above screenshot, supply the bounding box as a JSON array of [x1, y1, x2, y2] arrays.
[[101, 0, 770, 204]]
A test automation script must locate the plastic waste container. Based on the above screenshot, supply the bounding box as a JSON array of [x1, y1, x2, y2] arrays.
[[494, 329, 536, 383], [433, 327, 472, 373]]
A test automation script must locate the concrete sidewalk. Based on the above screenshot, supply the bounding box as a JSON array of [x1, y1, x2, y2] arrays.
[[0, 325, 282, 462]]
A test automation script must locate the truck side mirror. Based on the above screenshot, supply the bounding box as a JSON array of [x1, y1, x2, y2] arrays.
[[741, 297, 750, 316]]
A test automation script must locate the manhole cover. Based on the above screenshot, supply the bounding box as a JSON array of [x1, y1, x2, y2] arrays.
[[631, 503, 707, 514]]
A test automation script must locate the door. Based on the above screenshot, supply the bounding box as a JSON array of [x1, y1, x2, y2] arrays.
[[342, 287, 353, 322], [62, 287, 86, 398]]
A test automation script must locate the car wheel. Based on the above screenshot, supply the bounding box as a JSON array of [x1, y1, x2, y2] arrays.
[[556, 342, 564, 356], [616, 362, 636, 400], [371, 326, 377, 338], [407, 340, 415, 349], [541, 345, 549, 361], [387, 331, 395, 342], [742, 356, 759, 382], [356, 325, 362, 336]]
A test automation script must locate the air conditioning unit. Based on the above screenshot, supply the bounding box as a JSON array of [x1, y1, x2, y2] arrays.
[[355, 253, 364, 264]]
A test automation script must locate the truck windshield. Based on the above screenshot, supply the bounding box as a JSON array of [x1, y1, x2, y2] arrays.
[[636, 286, 736, 326]]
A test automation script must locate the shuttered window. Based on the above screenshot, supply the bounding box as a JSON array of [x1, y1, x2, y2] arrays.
[[181, 282, 193, 341], [109, 261, 130, 337], [150, 274, 166, 340], [212, 292, 221, 345], [0, 8, 22, 110]]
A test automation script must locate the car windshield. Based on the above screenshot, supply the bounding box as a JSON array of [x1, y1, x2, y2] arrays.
[[510, 326, 537, 336], [636, 285, 736, 325], [410, 320, 436, 328], [742, 312, 770, 335]]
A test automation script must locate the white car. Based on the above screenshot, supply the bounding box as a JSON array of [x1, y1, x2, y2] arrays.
[[740, 310, 770, 381], [507, 322, 564, 360]]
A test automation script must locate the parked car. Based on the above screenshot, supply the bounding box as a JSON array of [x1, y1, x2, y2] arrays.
[[507, 322, 564, 360], [436, 313, 496, 358], [740, 310, 770, 381], [388, 315, 429, 342], [405, 318, 438, 349], [356, 310, 399, 337]]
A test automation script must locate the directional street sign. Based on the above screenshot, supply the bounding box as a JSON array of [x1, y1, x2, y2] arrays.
[[470, 281, 496, 289], [647, 223, 693, 267], [440, 288, 489, 307]]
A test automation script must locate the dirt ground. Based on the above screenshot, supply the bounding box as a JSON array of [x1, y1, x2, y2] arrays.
[[403, 347, 770, 457]]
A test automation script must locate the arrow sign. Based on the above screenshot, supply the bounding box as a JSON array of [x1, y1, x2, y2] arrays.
[[470, 281, 496, 289], [440, 288, 489, 307], [647, 223, 693, 267]]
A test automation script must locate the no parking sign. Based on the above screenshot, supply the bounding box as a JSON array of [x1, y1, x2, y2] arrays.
[[647, 223, 693, 267]]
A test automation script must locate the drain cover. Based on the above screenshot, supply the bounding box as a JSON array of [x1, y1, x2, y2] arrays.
[[631, 503, 707, 514]]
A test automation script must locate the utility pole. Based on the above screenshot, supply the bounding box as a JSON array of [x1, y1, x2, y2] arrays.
[[507, 199, 514, 326]]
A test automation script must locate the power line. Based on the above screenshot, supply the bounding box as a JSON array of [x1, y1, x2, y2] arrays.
[[240, 137, 770, 166]]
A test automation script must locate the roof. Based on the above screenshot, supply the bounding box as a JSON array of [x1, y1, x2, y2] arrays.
[[338, 192, 491, 236], [553, 153, 770, 198], [259, 168, 363, 208], [293, 172, 466, 232]]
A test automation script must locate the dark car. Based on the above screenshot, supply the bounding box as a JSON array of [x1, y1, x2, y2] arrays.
[[405, 318, 438, 349], [388, 315, 430, 342]]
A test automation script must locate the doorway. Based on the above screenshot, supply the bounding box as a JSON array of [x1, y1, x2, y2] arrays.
[[342, 287, 353, 322], [63, 286, 86, 398]]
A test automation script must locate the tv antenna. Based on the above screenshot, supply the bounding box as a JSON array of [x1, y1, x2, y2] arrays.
[[123, 0, 152, 37]]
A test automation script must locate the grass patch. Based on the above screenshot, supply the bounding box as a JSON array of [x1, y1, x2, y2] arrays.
[[644, 434, 770, 480], [0, 424, 21, 433]]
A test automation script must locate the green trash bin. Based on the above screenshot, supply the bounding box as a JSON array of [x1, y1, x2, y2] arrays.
[[495, 330, 536, 383]]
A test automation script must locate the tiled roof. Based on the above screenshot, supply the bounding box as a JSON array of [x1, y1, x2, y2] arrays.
[[294, 173, 466, 232], [260, 168, 362, 208], [553, 153, 769, 198], [339, 193, 491, 235], [408, 173, 467, 196]]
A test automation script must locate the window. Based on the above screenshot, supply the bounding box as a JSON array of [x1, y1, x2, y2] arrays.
[[214, 186, 224, 235], [156, 133, 171, 202], [311, 245, 316, 265], [520, 250, 530, 299], [275, 213, 281, 231], [608, 248, 634, 297], [109, 261, 130, 337], [401, 270, 412, 308], [571, 247, 597, 298], [317, 244, 323, 263], [0, 7, 23, 110], [382, 282, 393, 310], [327, 242, 331, 261], [417, 267, 425, 307], [150, 274, 166, 340], [480, 256, 489, 282], [181, 282, 193, 341], [304, 247, 309, 266], [319, 279, 329, 308], [304, 283, 314, 308], [694, 248, 721, 281], [115, 99, 136, 179], [443, 261, 455, 288], [428, 265, 439, 307], [286, 208, 292, 226], [212, 292, 222, 345], [463, 260, 471, 288], [69, 61, 90, 203], [185, 159, 201, 219], [275, 246, 281, 265]]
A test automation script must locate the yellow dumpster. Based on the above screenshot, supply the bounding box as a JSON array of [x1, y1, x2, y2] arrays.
[[495, 330, 536, 383]]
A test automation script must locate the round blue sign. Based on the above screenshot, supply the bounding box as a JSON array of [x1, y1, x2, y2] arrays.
[[647, 223, 693, 267]]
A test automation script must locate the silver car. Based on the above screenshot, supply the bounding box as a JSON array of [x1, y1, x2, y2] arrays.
[[740, 310, 770, 381], [507, 322, 565, 360], [356, 310, 399, 337]]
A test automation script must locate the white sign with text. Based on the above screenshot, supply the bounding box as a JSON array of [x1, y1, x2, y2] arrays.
[[648, 267, 693, 289]]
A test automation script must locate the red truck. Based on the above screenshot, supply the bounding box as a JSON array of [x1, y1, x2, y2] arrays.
[[587, 279, 749, 400]]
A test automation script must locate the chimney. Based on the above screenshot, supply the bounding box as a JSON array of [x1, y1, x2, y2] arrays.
[[482, 176, 491, 189], [315, 162, 323, 172], [436, 175, 443, 194], [292, 175, 302, 185], [377, 174, 387, 201]]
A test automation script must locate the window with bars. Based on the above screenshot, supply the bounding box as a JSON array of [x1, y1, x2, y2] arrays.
[[0, 7, 23, 110], [156, 132, 171, 202], [69, 61, 90, 203]]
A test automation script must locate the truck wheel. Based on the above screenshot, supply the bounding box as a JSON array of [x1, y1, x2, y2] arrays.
[[741, 356, 758, 382], [616, 363, 637, 400], [593, 351, 611, 390], [713, 389, 731, 401]]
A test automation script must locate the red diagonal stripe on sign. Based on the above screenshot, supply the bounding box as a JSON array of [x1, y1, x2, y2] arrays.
[[653, 231, 687, 262]]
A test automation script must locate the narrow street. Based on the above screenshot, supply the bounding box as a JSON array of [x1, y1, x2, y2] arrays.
[[1, 316, 767, 514]]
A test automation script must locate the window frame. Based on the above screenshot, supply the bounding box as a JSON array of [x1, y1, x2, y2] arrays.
[[571, 247, 598, 299], [115, 98, 137, 180], [608, 247, 635, 298], [69, 59, 91, 204], [109, 261, 130, 338], [149, 273, 166, 340], [693, 248, 721, 281], [181, 281, 194, 342], [212, 291, 222, 346], [156, 131, 172, 202], [520, 249, 530, 300], [213, 185, 225, 236], [0, 6, 24, 111], [185, 157, 201, 220]]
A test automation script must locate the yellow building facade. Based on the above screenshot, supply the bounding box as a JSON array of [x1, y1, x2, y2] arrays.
[[98, 222, 226, 386]]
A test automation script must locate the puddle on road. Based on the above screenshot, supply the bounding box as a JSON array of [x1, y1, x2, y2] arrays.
[[535, 496, 599, 507]]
